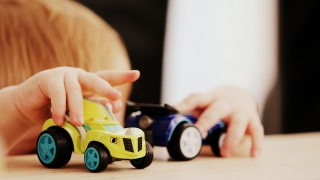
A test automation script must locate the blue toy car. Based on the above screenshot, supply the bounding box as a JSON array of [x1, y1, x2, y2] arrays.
[[125, 101, 227, 161]]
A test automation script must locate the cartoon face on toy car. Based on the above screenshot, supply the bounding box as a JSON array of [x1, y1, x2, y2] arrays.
[[125, 102, 227, 160], [36, 99, 153, 172]]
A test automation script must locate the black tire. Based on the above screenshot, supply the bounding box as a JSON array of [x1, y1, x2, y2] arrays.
[[130, 142, 153, 169], [167, 123, 202, 161], [36, 127, 73, 168], [209, 127, 226, 157], [84, 144, 109, 172]]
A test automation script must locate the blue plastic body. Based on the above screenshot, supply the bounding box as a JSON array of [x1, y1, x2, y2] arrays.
[[125, 113, 226, 147]]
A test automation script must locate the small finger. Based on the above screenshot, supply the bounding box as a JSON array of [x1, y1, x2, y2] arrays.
[[46, 79, 66, 126], [195, 100, 231, 137], [107, 100, 123, 113], [248, 114, 264, 157], [78, 72, 121, 101], [65, 74, 84, 126], [95, 70, 140, 86], [173, 92, 214, 114], [220, 112, 248, 157]]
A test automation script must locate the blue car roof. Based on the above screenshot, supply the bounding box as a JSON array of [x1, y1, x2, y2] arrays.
[[126, 101, 178, 116]]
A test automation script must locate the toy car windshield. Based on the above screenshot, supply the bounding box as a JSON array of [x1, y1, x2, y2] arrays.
[[103, 124, 124, 133]]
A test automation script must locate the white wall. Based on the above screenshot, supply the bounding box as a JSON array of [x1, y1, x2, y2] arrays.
[[161, 0, 278, 113]]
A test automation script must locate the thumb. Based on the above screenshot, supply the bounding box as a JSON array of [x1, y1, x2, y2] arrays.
[[173, 92, 213, 114]]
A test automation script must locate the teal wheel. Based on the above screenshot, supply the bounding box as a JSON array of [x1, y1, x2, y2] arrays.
[[84, 144, 109, 172], [36, 128, 72, 168]]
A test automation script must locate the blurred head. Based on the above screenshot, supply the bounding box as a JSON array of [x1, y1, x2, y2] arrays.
[[0, 0, 130, 88]]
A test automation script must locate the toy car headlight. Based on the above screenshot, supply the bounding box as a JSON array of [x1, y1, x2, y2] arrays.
[[110, 137, 117, 144], [139, 115, 153, 130], [125, 128, 135, 135]]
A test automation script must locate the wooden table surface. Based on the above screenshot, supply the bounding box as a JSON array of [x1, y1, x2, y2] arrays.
[[1, 132, 320, 179]]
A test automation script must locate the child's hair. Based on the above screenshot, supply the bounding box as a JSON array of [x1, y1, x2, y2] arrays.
[[0, 0, 130, 88]]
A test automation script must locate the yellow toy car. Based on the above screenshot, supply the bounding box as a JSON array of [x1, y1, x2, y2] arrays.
[[36, 99, 153, 172]]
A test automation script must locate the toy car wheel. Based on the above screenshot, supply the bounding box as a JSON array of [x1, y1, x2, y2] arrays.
[[210, 128, 226, 157], [36, 128, 72, 168], [130, 142, 153, 169], [84, 144, 109, 172], [167, 123, 202, 161]]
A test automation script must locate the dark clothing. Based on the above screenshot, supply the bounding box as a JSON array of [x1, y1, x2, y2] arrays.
[[279, 1, 320, 133]]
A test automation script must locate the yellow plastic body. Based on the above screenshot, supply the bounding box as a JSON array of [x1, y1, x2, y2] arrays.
[[42, 99, 146, 160]]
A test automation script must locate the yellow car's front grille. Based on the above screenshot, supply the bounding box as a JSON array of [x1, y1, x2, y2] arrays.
[[123, 138, 134, 152], [138, 137, 142, 151], [123, 137, 143, 153]]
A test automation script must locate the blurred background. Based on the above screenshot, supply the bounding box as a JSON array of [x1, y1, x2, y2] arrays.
[[77, 0, 320, 135]]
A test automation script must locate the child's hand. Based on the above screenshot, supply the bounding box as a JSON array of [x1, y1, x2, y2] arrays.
[[0, 67, 139, 153], [173, 86, 264, 157], [12, 67, 140, 127]]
